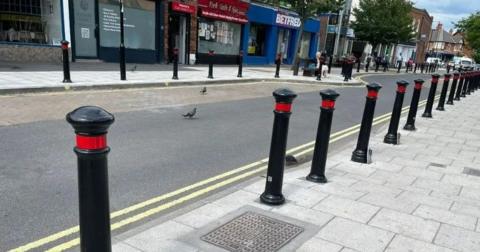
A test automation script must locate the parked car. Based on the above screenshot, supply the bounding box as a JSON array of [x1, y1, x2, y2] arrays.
[[454, 57, 474, 70]]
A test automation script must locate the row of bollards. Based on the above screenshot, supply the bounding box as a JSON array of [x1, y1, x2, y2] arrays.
[[65, 69, 480, 250]]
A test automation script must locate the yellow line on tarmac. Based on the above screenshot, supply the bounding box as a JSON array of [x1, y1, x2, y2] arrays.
[[9, 95, 439, 252]]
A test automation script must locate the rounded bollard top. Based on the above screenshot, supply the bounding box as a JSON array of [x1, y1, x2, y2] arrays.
[[431, 74, 440, 83], [444, 73, 452, 78], [396, 80, 409, 87], [66, 106, 114, 135], [61, 40, 69, 50], [273, 88, 297, 104], [414, 79, 425, 84], [366, 83, 382, 91], [320, 89, 340, 101], [396, 80, 409, 93]]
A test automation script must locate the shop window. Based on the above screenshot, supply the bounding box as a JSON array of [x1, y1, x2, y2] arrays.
[[0, 0, 62, 45], [248, 24, 267, 56], [299, 32, 311, 59], [198, 17, 241, 55]]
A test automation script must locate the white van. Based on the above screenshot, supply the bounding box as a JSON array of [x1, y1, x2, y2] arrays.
[[455, 57, 474, 70]]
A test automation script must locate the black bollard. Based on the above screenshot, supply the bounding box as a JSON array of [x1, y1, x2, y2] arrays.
[[447, 64, 451, 73], [317, 61, 323, 81], [328, 55, 333, 74], [61, 40, 72, 83], [119, 0, 126, 81], [404, 79, 425, 130], [66, 106, 114, 252], [208, 50, 214, 79], [455, 71, 465, 101], [357, 58, 361, 73], [237, 50, 243, 78], [351, 83, 382, 163], [307, 89, 340, 183], [274, 53, 281, 78], [375, 60, 379, 72], [365, 58, 370, 72], [414, 62, 417, 73], [447, 72, 459, 105], [421, 74, 440, 118], [397, 61, 402, 73], [405, 62, 409, 73], [260, 88, 297, 205], [172, 48, 179, 80], [436, 73, 451, 111], [420, 63, 424, 74], [384, 80, 409, 145], [463, 72, 471, 96]]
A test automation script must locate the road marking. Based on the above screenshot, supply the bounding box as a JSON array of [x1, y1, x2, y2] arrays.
[[9, 95, 439, 252]]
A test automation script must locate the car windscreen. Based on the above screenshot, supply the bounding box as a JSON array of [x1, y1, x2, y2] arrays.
[[461, 60, 472, 65]]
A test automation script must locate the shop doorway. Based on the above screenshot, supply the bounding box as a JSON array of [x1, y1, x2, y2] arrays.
[[71, 0, 98, 58], [277, 29, 291, 63], [168, 15, 189, 64]]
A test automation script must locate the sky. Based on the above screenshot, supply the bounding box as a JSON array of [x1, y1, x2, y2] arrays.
[[413, 0, 480, 31]]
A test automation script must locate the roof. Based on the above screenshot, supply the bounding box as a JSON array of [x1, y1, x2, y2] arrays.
[[411, 7, 433, 21], [430, 29, 457, 43]]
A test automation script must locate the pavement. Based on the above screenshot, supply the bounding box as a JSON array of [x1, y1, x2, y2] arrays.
[[110, 89, 480, 251], [0, 62, 362, 93]]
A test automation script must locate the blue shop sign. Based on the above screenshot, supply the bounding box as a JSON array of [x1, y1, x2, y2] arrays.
[[275, 13, 301, 29]]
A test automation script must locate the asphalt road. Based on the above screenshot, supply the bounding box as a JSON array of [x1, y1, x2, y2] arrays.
[[0, 72, 442, 250]]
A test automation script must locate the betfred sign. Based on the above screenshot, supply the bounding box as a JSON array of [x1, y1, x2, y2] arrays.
[[172, 2, 196, 14], [276, 13, 301, 28], [198, 0, 249, 23]]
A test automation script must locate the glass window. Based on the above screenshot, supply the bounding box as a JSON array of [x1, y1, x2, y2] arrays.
[[0, 0, 62, 45], [248, 23, 267, 56], [198, 17, 241, 55], [299, 32, 311, 58]]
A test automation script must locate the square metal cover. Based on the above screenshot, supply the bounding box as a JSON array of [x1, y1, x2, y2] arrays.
[[200, 211, 304, 252]]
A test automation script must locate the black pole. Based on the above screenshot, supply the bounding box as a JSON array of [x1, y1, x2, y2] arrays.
[[414, 62, 417, 73], [274, 53, 281, 78], [462, 72, 470, 96], [316, 61, 323, 81], [404, 79, 425, 130], [436, 74, 451, 111], [328, 55, 333, 74], [447, 64, 451, 73], [208, 50, 214, 79], [405, 62, 409, 73], [455, 71, 465, 101], [397, 61, 402, 73], [420, 63, 424, 74], [351, 83, 382, 163], [421, 74, 440, 118], [365, 58, 370, 72], [119, 0, 126, 81], [61, 40, 72, 83], [356, 58, 361, 73], [384, 80, 409, 144], [446, 72, 459, 105], [307, 89, 340, 183], [260, 89, 297, 205], [66, 106, 114, 252], [172, 48, 179, 80], [237, 50, 243, 78]]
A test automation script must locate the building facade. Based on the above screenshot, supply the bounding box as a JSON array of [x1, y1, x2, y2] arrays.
[[428, 22, 466, 61]]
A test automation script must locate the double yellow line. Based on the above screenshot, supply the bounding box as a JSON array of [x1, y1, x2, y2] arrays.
[[9, 95, 438, 252]]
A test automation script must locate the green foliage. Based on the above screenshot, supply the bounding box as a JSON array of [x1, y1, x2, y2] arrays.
[[473, 50, 480, 63], [456, 12, 480, 50], [351, 0, 416, 49]]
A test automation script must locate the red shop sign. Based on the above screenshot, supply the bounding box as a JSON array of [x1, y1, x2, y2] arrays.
[[172, 2, 196, 14], [198, 0, 249, 24]]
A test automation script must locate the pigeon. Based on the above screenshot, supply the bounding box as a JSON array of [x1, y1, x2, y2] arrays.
[[200, 86, 207, 95], [182, 107, 197, 119], [130, 65, 137, 72]]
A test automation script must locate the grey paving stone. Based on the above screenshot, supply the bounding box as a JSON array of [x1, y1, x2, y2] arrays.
[[296, 237, 343, 252], [343, 172, 387, 185], [413, 205, 476, 230], [359, 192, 419, 214], [396, 191, 453, 210], [350, 181, 403, 196], [435, 224, 480, 251], [340, 248, 360, 252], [382, 184, 432, 195], [310, 182, 366, 200], [213, 189, 272, 211], [385, 235, 456, 252], [412, 178, 461, 196], [460, 186, 480, 201], [401, 166, 443, 180], [415, 155, 454, 166], [368, 170, 417, 187], [282, 183, 330, 208], [113, 242, 143, 252], [323, 175, 359, 186], [123, 220, 196, 252], [271, 203, 334, 226], [390, 158, 430, 169], [317, 217, 394, 252], [313, 195, 380, 223], [450, 201, 480, 218], [175, 203, 234, 229], [442, 174, 480, 190], [368, 208, 440, 242], [332, 163, 377, 177]]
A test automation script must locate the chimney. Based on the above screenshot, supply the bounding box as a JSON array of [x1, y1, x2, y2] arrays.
[[449, 28, 453, 34], [437, 22, 443, 31]]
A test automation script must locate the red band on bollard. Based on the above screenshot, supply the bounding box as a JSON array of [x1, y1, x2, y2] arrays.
[[414, 83, 422, 90], [397, 85, 406, 93], [76, 134, 107, 150], [367, 90, 378, 98], [454, 75, 459, 80], [444, 76, 450, 81], [321, 100, 335, 109], [275, 103, 292, 112]]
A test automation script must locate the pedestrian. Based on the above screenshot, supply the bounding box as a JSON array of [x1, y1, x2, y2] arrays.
[[397, 53, 403, 69], [365, 54, 371, 72]]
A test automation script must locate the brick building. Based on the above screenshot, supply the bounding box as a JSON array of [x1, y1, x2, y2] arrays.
[[410, 7, 433, 64]]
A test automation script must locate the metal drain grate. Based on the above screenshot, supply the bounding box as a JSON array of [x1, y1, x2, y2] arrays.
[[463, 167, 480, 177], [430, 162, 446, 168], [201, 211, 304, 252]]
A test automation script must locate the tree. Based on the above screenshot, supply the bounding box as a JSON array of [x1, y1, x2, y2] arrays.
[[456, 12, 480, 60], [351, 0, 415, 56]]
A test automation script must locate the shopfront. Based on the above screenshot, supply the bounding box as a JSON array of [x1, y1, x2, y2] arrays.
[[69, 0, 163, 63], [275, 11, 301, 64], [300, 18, 320, 60], [196, 0, 249, 64], [243, 3, 277, 65], [167, 1, 195, 64]]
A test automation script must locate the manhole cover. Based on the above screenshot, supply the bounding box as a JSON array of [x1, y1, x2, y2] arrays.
[[463, 167, 480, 177], [201, 211, 304, 252]]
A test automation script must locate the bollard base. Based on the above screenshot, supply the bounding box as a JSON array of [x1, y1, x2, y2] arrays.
[[383, 133, 398, 145], [436, 107, 445, 111], [260, 192, 285, 205], [316, 75, 321, 81], [421, 112, 432, 118], [306, 174, 327, 183], [275, 75, 280, 78], [461, 94, 466, 98], [403, 124, 416, 131], [237, 74, 242, 78], [351, 149, 368, 164], [63, 79, 72, 83], [446, 101, 454, 105], [172, 76, 178, 80]]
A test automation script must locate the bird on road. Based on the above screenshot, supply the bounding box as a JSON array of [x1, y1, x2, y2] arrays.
[[182, 107, 197, 119], [200, 86, 207, 95], [130, 65, 137, 72]]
